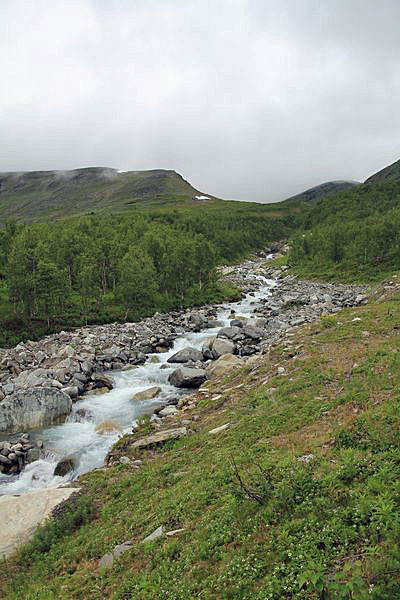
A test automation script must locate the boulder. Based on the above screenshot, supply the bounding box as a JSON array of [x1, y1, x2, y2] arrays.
[[96, 420, 123, 435], [0, 487, 80, 559], [206, 354, 244, 378], [132, 386, 162, 402], [168, 367, 207, 388], [217, 326, 242, 340], [53, 456, 76, 477], [91, 373, 114, 390], [0, 388, 72, 433], [211, 338, 235, 359], [242, 325, 264, 340], [167, 347, 204, 364], [132, 427, 188, 449]]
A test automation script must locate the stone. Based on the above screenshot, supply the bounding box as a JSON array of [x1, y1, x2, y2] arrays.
[[91, 372, 114, 390], [168, 367, 207, 388], [132, 386, 162, 402], [98, 553, 114, 568], [211, 338, 235, 359], [0, 487, 80, 559], [142, 525, 164, 544], [206, 354, 244, 378], [209, 423, 230, 434], [119, 456, 132, 465], [217, 326, 242, 340], [167, 347, 204, 363], [96, 420, 123, 435], [242, 325, 264, 340], [0, 388, 72, 433], [132, 427, 187, 449], [53, 456, 76, 477], [158, 406, 178, 417], [63, 385, 79, 398]]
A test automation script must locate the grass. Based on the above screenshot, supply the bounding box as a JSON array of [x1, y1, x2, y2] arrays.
[[1, 282, 400, 597]]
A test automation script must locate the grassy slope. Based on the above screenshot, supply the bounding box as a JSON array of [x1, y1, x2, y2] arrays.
[[0, 169, 214, 222], [2, 281, 400, 598], [283, 181, 360, 205]]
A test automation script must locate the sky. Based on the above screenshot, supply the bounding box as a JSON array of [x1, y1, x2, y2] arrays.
[[1, 0, 400, 203]]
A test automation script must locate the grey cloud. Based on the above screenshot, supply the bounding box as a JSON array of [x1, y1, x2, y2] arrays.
[[1, 0, 399, 202]]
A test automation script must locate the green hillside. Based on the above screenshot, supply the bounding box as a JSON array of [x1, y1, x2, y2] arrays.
[[284, 180, 360, 205], [364, 158, 400, 185], [0, 167, 215, 222], [2, 286, 400, 599]]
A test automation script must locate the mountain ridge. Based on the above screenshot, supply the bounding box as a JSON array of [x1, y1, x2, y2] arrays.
[[0, 167, 215, 222]]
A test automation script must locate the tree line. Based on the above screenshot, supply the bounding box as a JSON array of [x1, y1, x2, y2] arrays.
[[0, 204, 293, 344]]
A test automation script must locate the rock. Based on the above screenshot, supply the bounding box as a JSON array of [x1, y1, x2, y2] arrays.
[[206, 354, 244, 378], [91, 373, 113, 390], [53, 456, 76, 477], [0, 487, 80, 559], [209, 423, 230, 434], [167, 347, 204, 364], [210, 338, 235, 359], [230, 319, 244, 328], [0, 388, 72, 433], [119, 456, 132, 465], [277, 367, 285, 374], [242, 325, 264, 340], [158, 406, 178, 417], [132, 386, 162, 402], [165, 528, 186, 537], [168, 367, 207, 388], [217, 326, 242, 340], [142, 525, 164, 544], [99, 553, 114, 568], [132, 427, 188, 449], [63, 385, 79, 398], [95, 420, 123, 435]]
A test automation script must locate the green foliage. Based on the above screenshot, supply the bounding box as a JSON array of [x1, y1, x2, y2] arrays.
[[288, 180, 400, 281], [2, 298, 400, 598], [0, 203, 293, 346]]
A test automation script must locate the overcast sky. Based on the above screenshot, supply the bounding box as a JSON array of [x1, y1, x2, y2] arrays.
[[1, 1, 399, 202]]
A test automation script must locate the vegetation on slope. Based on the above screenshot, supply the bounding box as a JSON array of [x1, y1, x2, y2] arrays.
[[2, 283, 400, 598], [0, 203, 295, 347], [364, 157, 400, 185], [283, 180, 360, 205], [288, 179, 400, 282], [0, 167, 213, 222]]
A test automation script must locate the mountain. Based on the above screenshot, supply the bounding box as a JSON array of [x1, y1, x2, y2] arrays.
[[283, 180, 360, 205], [0, 167, 215, 222], [364, 157, 400, 185]]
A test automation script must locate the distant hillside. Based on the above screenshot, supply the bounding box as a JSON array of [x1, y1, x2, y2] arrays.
[[0, 167, 215, 222], [283, 180, 360, 205], [364, 157, 400, 185]]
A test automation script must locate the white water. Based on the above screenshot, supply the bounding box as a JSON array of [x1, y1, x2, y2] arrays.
[[0, 278, 275, 495]]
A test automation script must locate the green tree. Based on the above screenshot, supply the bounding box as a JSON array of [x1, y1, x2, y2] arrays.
[[116, 248, 158, 318]]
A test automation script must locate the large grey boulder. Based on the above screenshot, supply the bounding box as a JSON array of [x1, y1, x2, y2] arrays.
[[202, 337, 235, 359], [167, 347, 204, 364], [211, 338, 235, 358], [217, 326, 242, 340], [0, 388, 72, 433], [242, 325, 264, 340], [168, 367, 207, 388]]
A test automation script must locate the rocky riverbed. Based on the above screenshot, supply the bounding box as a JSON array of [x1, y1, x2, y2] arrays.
[[0, 249, 367, 480]]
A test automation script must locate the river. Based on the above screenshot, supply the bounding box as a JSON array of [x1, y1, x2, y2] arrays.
[[0, 277, 276, 495]]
